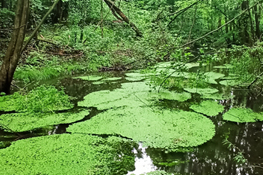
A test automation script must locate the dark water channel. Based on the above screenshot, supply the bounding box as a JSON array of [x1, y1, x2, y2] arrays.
[[1, 65, 263, 175]]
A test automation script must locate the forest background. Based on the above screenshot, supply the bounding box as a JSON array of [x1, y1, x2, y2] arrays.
[[0, 0, 263, 93]]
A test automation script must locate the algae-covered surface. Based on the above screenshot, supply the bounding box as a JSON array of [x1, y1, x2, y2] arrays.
[[220, 80, 242, 86], [204, 72, 225, 84], [0, 134, 135, 175], [73, 75, 103, 81], [190, 100, 224, 116], [223, 108, 263, 123], [184, 87, 218, 95], [126, 77, 145, 81], [1, 61, 263, 175], [67, 107, 215, 150], [104, 77, 122, 81], [201, 93, 235, 100], [155, 91, 191, 102], [0, 110, 90, 132]]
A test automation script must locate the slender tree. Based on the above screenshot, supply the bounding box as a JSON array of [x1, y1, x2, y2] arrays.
[[0, 0, 29, 94]]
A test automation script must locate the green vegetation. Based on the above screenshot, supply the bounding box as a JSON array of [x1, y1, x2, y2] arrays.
[[67, 107, 215, 151], [1, 0, 263, 174], [0, 85, 73, 113], [223, 108, 263, 123], [190, 100, 224, 116], [0, 134, 135, 174], [0, 110, 89, 132]]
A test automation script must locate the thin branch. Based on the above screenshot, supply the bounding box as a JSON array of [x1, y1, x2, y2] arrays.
[[167, 1, 200, 27], [247, 72, 263, 89], [187, 4, 198, 42], [22, 0, 60, 52]]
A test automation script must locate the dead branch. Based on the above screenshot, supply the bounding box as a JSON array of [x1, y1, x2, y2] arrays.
[[104, 0, 142, 37]]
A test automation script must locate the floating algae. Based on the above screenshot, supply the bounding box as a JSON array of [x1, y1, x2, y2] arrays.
[[73, 75, 103, 81], [0, 110, 90, 132], [0, 134, 135, 174], [223, 108, 263, 123], [190, 100, 224, 116], [184, 88, 218, 95], [67, 107, 215, 151]]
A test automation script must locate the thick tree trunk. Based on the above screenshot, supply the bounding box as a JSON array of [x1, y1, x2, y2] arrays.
[[0, 0, 29, 94]]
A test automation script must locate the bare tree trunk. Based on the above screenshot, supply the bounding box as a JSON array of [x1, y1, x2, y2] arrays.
[[0, 0, 29, 94]]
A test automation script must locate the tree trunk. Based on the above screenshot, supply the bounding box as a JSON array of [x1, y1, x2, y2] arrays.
[[1, 0, 7, 8], [254, 5, 261, 40], [0, 0, 29, 94]]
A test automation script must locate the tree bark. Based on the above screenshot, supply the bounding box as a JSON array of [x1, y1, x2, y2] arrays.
[[0, 0, 29, 94]]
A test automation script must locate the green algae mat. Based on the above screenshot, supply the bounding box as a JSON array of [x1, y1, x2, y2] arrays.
[[78, 82, 191, 110], [0, 110, 90, 132], [0, 134, 135, 175], [190, 100, 224, 116], [223, 108, 263, 123], [67, 107, 215, 150], [184, 87, 218, 95], [73, 75, 103, 81]]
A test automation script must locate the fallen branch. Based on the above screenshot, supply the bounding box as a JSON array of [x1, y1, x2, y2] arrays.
[[104, 0, 142, 37]]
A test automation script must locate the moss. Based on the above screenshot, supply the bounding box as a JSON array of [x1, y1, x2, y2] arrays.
[[184, 88, 218, 95], [0, 110, 90, 132], [190, 100, 224, 116], [223, 108, 263, 123], [73, 75, 103, 81], [0, 134, 135, 175], [67, 107, 215, 150]]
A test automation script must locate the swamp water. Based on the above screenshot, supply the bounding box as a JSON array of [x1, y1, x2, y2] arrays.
[[0, 62, 263, 175]]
